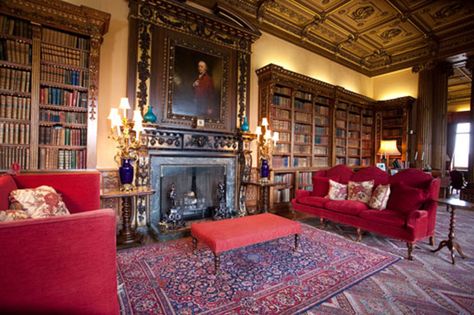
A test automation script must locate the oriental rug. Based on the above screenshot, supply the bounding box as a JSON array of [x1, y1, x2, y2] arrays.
[[117, 223, 399, 314]]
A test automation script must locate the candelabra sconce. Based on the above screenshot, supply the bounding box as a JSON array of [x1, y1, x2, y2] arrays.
[[255, 117, 279, 182], [108, 97, 145, 191]]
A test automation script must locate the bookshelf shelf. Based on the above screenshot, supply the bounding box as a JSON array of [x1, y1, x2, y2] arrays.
[[0, 3, 109, 171]]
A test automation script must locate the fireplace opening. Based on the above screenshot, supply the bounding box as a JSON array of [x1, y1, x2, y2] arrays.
[[160, 165, 226, 221]]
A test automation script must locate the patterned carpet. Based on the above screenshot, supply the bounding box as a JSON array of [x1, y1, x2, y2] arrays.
[[302, 207, 474, 314], [117, 224, 399, 314]]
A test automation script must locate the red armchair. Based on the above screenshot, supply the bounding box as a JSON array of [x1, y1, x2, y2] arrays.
[[0, 171, 119, 315], [292, 166, 440, 260]]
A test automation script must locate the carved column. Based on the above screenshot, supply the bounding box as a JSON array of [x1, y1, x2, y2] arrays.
[[467, 58, 474, 182], [414, 62, 452, 172]]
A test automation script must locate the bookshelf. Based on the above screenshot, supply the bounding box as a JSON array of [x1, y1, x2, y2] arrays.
[[0, 1, 110, 171]]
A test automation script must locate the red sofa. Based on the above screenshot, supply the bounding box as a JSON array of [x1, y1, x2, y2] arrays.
[[291, 165, 440, 260], [0, 171, 119, 315]]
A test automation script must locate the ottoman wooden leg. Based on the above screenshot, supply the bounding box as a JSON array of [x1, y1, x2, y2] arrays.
[[294, 234, 299, 251], [356, 228, 363, 242], [192, 237, 197, 252], [214, 253, 220, 274]]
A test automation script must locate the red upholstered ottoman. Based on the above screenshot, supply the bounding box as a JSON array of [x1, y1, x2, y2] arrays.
[[191, 213, 301, 273]]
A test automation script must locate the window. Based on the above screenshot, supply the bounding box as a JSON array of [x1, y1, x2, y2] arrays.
[[453, 123, 470, 169]]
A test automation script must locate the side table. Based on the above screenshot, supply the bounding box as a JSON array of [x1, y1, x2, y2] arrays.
[[100, 187, 155, 247], [432, 197, 469, 264], [242, 181, 289, 213]]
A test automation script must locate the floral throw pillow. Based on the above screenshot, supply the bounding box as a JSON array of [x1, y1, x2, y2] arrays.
[[368, 184, 391, 210], [348, 180, 375, 204], [0, 209, 29, 222], [328, 179, 348, 200], [9, 185, 70, 218]]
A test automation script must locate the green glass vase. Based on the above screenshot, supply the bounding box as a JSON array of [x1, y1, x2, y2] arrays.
[[143, 106, 157, 123]]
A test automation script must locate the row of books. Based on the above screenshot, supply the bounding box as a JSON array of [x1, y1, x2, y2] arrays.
[[348, 139, 359, 147], [336, 138, 345, 147], [314, 156, 329, 167], [293, 157, 309, 167], [272, 120, 290, 131], [274, 173, 292, 185], [348, 122, 360, 130], [362, 109, 373, 116], [294, 144, 310, 154], [0, 15, 32, 39], [315, 105, 329, 115], [382, 109, 402, 117], [348, 148, 359, 156], [279, 132, 290, 142], [338, 102, 348, 110], [39, 110, 87, 124], [275, 143, 290, 154], [383, 129, 402, 137], [271, 107, 290, 120], [362, 149, 372, 156], [294, 100, 312, 112], [336, 110, 346, 119], [295, 111, 311, 123], [274, 85, 291, 96], [348, 158, 361, 166], [336, 147, 346, 156], [348, 131, 359, 139], [274, 188, 291, 203], [336, 120, 345, 128], [315, 96, 330, 105], [295, 91, 312, 101], [348, 113, 360, 123], [0, 95, 30, 120], [272, 156, 289, 168], [362, 125, 372, 133], [335, 128, 345, 137], [336, 157, 346, 165], [383, 117, 403, 127], [295, 123, 311, 134], [41, 44, 89, 68], [314, 116, 328, 126], [39, 148, 86, 170], [314, 146, 328, 155], [0, 122, 30, 144], [362, 116, 373, 125], [0, 147, 29, 170], [297, 172, 312, 188], [315, 126, 327, 136], [40, 87, 88, 107], [42, 28, 90, 51], [41, 64, 88, 87], [0, 39, 31, 65], [0, 68, 31, 92], [39, 126, 87, 146], [294, 134, 311, 144], [272, 95, 291, 107], [314, 136, 328, 145]]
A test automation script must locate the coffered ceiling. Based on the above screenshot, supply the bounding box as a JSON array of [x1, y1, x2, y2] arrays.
[[448, 65, 471, 112], [192, 0, 474, 76]]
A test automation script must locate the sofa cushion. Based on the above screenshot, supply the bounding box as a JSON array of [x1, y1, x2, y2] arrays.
[[0, 175, 17, 210], [325, 200, 369, 215], [390, 169, 432, 189], [328, 179, 348, 200], [311, 176, 330, 197], [0, 209, 29, 222], [10, 186, 70, 218], [348, 180, 374, 204], [351, 166, 390, 187], [297, 196, 330, 208], [359, 209, 406, 227], [387, 183, 427, 214], [326, 165, 354, 184], [368, 184, 391, 210]]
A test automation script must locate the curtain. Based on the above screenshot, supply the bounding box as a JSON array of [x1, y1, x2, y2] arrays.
[[446, 122, 457, 167]]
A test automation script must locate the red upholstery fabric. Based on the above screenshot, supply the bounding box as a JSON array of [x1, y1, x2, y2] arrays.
[[311, 176, 330, 196], [191, 213, 301, 254], [350, 166, 390, 186], [0, 209, 118, 315], [359, 209, 406, 227], [0, 174, 17, 209], [298, 196, 330, 208], [387, 183, 427, 214], [13, 172, 101, 213], [295, 189, 311, 199], [325, 200, 368, 215], [390, 168, 432, 189], [326, 164, 354, 183]]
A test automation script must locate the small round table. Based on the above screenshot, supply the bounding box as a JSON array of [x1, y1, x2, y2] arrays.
[[432, 197, 469, 264]]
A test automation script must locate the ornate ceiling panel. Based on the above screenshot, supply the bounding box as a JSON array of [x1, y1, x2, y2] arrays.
[[192, 0, 474, 76], [448, 65, 471, 112]]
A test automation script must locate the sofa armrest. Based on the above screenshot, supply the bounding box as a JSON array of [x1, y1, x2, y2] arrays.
[[406, 209, 428, 230], [0, 209, 118, 314], [295, 189, 311, 199]]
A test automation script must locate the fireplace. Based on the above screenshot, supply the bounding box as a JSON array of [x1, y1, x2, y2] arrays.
[[149, 155, 237, 237]]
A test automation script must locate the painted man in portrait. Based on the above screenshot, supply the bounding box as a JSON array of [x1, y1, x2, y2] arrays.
[[192, 60, 216, 116]]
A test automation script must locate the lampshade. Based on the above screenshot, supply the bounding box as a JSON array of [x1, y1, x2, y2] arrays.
[[272, 131, 279, 142], [119, 97, 131, 110], [264, 129, 272, 140], [133, 121, 144, 133], [107, 108, 119, 120], [378, 140, 401, 156], [132, 109, 143, 123], [261, 117, 269, 127], [255, 126, 262, 136]]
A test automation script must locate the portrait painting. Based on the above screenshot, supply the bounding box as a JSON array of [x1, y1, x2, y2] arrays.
[[171, 46, 223, 120]]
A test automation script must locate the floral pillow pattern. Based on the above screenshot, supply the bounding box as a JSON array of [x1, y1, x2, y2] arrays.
[[348, 180, 375, 204], [369, 184, 391, 210], [328, 179, 348, 200], [9, 185, 70, 218], [0, 209, 28, 222]]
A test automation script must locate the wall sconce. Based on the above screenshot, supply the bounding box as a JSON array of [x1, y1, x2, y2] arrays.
[[255, 117, 279, 181]]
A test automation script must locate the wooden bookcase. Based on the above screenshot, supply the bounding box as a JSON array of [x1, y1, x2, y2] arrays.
[[256, 64, 401, 211], [0, 0, 109, 171]]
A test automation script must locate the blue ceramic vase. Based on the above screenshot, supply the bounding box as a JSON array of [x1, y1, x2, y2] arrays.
[[260, 159, 270, 178], [241, 116, 249, 132], [119, 158, 134, 185], [143, 106, 157, 123]]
